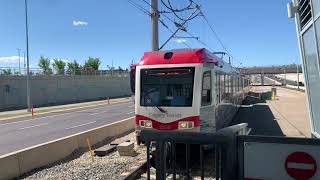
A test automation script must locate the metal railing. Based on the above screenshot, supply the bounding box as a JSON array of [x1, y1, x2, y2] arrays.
[[140, 123, 249, 180], [0, 67, 129, 77]]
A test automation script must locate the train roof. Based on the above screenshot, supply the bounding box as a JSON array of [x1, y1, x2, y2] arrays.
[[137, 48, 216, 65], [133, 48, 238, 74]]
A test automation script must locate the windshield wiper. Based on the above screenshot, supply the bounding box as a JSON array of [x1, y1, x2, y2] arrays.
[[142, 89, 167, 113], [156, 106, 167, 113]]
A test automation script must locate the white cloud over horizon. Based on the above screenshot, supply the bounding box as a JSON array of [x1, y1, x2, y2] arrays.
[[73, 20, 88, 26], [0, 56, 20, 64]]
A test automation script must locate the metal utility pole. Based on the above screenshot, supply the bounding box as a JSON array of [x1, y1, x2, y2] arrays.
[[111, 60, 114, 75], [25, 0, 31, 112], [17, 48, 21, 74], [151, 0, 159, 51], [23, 51, 26, 69]]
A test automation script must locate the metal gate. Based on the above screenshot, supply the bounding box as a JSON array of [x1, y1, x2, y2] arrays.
[[140, 125, 320, 180]]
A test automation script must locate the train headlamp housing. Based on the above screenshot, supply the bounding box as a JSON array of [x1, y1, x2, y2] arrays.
[[178, 121, 194, 129], [140, 120, 152, 128]]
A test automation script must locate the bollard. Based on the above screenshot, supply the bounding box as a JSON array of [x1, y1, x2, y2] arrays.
[[31, 106, 34, 117], [108, 97, 110, 104], [271, 86, 277, 100], [86, 138, 95, 163], [272, 91, 275, 100]]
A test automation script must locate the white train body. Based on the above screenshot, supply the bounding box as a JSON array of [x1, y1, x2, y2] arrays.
[[131, 49, 250, 139]]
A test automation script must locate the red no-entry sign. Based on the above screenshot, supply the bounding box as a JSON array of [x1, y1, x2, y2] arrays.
[[285, 152, 317, 180]]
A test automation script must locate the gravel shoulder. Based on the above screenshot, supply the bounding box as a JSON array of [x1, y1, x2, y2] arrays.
[[23, 132, 146, 180]]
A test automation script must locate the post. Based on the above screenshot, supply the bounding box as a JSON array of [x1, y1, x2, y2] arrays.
[[31, 105, 34, 116], [151, 0, 159, 51], [297, 63, 300, 90], [23, 51, 26, 70], [86, 138, 95, 163], [111, 60, 114, 76], [283, 68, 286, 86], [25, 0, 31, 112], [17, 48, 21, 74], [156, 141, 166, 180]]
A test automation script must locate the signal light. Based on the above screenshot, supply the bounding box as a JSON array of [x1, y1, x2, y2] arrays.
[[140, 120, 152, 128], [178, 121, 194, 129]]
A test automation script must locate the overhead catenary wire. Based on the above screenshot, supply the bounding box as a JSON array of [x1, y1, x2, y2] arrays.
[[159, 7, 200, 50], [158, 18, 192, 49], [129, 0, 242, 65], [161, 0, 196, 21], [128, 0, 191, 49], [140, 0, 209, 50], [193, 2, 243, 65], [128, 0, 150, 16]]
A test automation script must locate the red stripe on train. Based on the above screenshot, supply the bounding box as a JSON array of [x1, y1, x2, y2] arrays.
[[135, 115, 200, 130]]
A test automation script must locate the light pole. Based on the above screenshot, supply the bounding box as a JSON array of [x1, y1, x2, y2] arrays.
[[25, 0, 31, 112], [23, 51, 26, 69], [17, 48, 21, 74]]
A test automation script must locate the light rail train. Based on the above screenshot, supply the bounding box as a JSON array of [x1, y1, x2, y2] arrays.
[[130, 48, 250, 144]]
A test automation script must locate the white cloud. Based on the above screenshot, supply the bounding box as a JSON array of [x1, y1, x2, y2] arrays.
[[0, 56, 20, 64], [175, 39, 187, 43], [73, 20, 88, 26]]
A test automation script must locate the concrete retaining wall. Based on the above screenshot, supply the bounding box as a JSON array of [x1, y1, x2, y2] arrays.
[[0, 75, 131, 111], [0, 117, 134, 180]]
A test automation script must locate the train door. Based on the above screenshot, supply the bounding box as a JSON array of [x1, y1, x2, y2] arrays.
[[199, 68, 216, 133]]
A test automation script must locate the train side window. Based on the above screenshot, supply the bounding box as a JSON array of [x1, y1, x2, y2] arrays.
[[231, 76, 234, 96], [220, 74, 224, 100], [226, 75, 230, 98], [201, 71, 212, 106], [237, 77, 239, 92], [223, 75, 228, 99], [216, 73, 220, 103]]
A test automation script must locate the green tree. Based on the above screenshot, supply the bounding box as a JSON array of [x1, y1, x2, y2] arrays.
[[52, 59, 66, 75], [67, 60, 80, 74], [38, 56, 52, 75], [117, 66, 123, 71], [3, 69, 12, 75], [84, 57, 101, 70]]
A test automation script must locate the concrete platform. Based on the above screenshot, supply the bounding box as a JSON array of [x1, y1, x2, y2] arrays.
[[232, 86, 310, 137]]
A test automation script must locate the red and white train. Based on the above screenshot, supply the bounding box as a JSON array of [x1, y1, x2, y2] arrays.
[[130, 48, 250, 144]]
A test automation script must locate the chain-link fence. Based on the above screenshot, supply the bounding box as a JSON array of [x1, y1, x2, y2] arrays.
[[0, 67, 129, 77]]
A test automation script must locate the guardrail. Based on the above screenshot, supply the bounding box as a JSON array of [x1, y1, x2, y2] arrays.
[[140, 123, 249, 180]]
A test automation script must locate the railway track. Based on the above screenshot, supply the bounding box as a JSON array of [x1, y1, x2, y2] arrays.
[[121, 161, 148, 180]]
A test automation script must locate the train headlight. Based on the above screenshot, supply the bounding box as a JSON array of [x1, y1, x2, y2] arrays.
[[140, 120, 152, 128], [178, 121, 194, 129]]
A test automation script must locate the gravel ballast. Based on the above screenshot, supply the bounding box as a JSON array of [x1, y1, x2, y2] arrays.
[[23, 132, 146, 180]]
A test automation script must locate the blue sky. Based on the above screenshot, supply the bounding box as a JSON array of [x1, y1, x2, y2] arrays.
[[0, 0, 300, 70]]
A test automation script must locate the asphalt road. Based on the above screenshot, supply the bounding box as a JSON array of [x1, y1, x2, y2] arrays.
[[0, 101, 134, 156]]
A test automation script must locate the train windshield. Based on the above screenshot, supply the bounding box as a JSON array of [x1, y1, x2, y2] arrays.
[[140, 67, 195, 107]]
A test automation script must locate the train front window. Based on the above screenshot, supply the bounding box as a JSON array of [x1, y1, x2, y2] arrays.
[[140, 67, 195, 107]]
